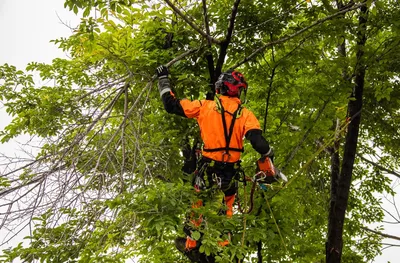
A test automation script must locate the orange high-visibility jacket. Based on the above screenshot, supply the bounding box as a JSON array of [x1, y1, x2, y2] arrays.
[[158, 76, 270, 163], [179, 95, 260, 163]]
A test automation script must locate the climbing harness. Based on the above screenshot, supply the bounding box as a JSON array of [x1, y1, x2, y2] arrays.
[[193, 158, 242, 192]]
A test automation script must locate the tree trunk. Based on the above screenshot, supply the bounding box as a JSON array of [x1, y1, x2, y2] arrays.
[[326, 5, 368, 263]]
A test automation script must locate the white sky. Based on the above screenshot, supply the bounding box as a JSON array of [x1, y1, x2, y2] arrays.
[[0, 0, 399, 262]]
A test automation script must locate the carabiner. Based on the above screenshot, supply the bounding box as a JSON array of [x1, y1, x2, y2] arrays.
[[222, 152, 231, 163], [254, 171, 266, 182]]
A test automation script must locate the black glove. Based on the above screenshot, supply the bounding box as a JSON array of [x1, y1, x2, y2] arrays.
[[156, 65, 168, 78]]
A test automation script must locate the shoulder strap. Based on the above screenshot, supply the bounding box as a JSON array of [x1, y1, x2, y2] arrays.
[[221, 99, 242, 153]]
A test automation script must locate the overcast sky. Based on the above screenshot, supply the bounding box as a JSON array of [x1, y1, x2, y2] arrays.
[[0, 0, 398, 262]]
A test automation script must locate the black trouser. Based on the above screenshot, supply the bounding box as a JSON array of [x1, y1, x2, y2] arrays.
[[183, 157, 240, 252], [194, 157, 239, 196]]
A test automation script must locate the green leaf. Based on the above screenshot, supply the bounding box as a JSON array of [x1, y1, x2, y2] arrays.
[[83, 7, 91, 17], [191, 231, 201, 240]]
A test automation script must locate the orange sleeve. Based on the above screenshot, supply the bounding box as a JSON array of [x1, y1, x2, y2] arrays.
[[179, 99, 204, 119], [243, 109, 261, 135]]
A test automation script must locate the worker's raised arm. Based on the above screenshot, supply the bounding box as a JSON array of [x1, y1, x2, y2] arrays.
[[156, 65, 201, 119]]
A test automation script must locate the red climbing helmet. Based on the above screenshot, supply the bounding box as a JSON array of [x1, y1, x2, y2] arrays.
[[215, 70, 248, 97]]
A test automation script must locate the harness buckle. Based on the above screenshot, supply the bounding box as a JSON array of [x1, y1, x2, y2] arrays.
[[194, 176, 205, 191], [222, 152, 231, 163], [212, 174, 222, 189], [193, 162, 209, 191]]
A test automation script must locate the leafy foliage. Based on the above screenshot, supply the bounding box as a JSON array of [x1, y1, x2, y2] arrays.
[[1, 0, 399, 262]]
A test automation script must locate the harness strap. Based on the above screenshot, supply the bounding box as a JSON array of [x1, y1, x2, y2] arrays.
[[203, 97, 244, 156], [202, 147, 244, 153]]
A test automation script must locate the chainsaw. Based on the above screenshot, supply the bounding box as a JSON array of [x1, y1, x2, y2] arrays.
[[255, 156, 288, 185]]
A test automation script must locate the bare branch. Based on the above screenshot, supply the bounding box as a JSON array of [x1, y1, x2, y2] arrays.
[[362, 226, 400, 241], [357, 154, 400, 179], [120, 83, 129, 191], [0, 174, 46, 198], [380, 204, 400, 223]]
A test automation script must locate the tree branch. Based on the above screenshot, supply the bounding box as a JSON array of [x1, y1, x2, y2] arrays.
[[326, 4, 368, 261], [357, 154, 400, 179], [120, 83, 129, 192], [160, 48, 199, 78], [164, 0, 221, 44], [202, 0, 212, 46], [263, 34, 276, 134], [231, 2, 365, 69], [361, 227, 400, 241], [1, 48, 197, 201], [215, 0, 241, 79], [282, 100, 329, 169], [0, 174, 45, 198], [202, 0, 215, 94], [225, 0, 241, 46]]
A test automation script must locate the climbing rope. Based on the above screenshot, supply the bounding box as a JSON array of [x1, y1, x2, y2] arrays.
[[265, 197, 288, 253], [236, 176, 257, 214]]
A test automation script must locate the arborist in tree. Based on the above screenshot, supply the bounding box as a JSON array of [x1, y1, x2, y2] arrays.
[[155, 65, 274, 262]]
